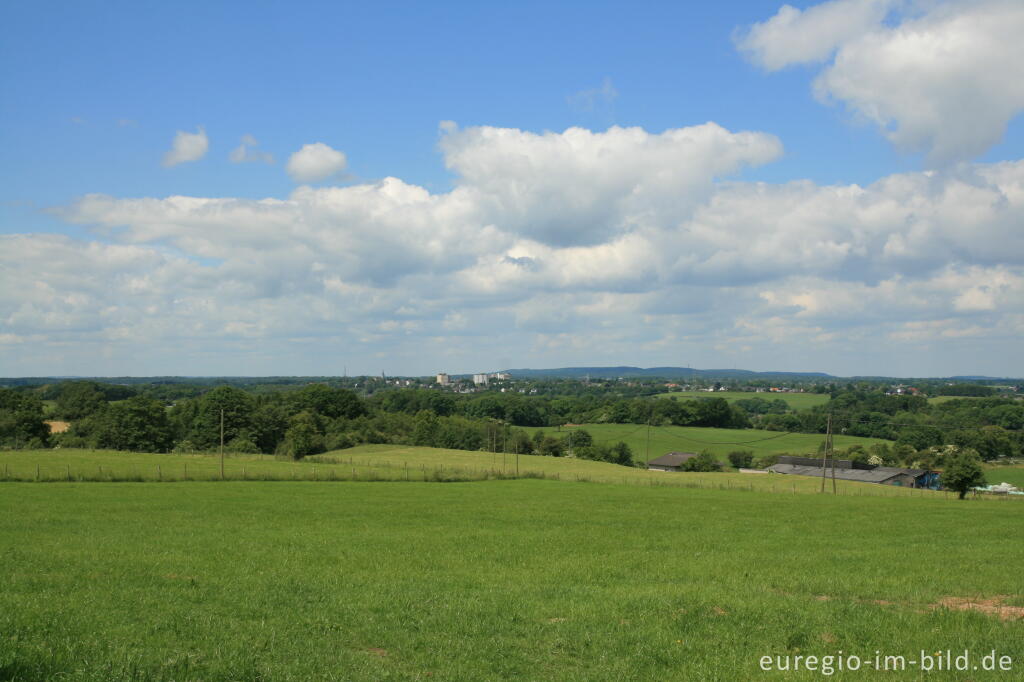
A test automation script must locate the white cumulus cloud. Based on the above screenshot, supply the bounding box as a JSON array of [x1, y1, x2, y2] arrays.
[[739, 0, 1024, 164], [736, 0, 895, 70], [286, 142, 347, 182], [440, 122, 782, 246], [7, 122, 1024, 376], [162, 126, 209, 167]]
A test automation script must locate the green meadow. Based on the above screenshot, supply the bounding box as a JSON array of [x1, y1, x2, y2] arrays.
[[654, 391, 830, 410], [984, 464, 1024, 488], [0, 446, 931, 498], [1, 475, 1021, 681], [927, 396, 986, 404], [520, 423, 887, 465]]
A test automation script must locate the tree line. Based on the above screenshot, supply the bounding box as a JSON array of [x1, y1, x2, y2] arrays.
[[0, 383, 636, 466], [756, 392, 1023, 460], [2, 381, 1021, 462]]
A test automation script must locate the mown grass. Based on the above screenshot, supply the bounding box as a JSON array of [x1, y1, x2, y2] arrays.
[[0, 481, 1020, 681], [0, 446, 945, 499], [520, 423, 887, 465], [654, 391, 830, 410], [985, 464, 1024, 488], [927, 396, 985, 404]]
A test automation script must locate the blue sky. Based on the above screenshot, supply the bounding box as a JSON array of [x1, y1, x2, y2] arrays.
[[2, 0, 1023, 377]]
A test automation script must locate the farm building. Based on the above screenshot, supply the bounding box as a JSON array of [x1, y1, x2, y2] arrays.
[[647, 452, 700, 472], [769, 456, 938, 489]]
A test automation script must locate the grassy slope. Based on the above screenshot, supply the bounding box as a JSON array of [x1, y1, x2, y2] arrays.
[[1, 446, 934, 498], [1, 482, 1021, 681], [654, 391, 830, 410], [520, 423, 887, 464], [985, 465, 1024, 488]]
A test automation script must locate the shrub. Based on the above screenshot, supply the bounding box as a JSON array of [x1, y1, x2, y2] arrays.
[[608, 441, 633, 467], [537, 436, 564, 457], [282, 427, 325, 460], [681, 451, 720, 472], [325, 432, 355, 451], [566, 430, 593, 450], [226, 436, 260, 454], [751, 453, 780, 469], [52, 432, 90, 449], [727, 450, 754, 468]]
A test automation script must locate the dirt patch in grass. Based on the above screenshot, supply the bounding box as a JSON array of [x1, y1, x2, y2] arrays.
[[933, 596, 1024, 621]]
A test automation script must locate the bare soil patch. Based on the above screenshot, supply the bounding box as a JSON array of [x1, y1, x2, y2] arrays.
[[45, 420, 70, 434], [933, 596, 1024, 621]]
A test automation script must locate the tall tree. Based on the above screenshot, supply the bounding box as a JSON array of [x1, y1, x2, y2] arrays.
[[54, 381, 105, 420], [941, 449, 987, 499], [282, 411, 326, 460], [0, 389, 49, 448], [189, 386, 255, 450], [93, 396, 173, 452]]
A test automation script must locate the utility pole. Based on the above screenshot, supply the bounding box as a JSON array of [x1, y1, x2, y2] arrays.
[[830, 415, 837, 495], [220, 408, 225, 480], [820, 414, 832, 493], [645, 417, 652, 466]]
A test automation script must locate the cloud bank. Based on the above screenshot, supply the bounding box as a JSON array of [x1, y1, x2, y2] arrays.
[[4, 118, 1023, 376]]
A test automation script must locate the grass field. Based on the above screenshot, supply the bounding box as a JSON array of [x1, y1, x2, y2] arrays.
[[654, 391, 830, 410], [1, 479, 1021, 681], [521, 423, 887, 465], [0, 446, 935, 498], [927, 396, 981, 404], [985, 464, 1024, 488]]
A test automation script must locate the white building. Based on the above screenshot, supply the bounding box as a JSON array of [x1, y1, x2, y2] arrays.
[[436, 373, 450, 386], [472, 373, 489, 386]]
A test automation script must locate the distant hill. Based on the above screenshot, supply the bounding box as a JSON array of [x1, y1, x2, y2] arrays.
[[500, 366, 834, 380]]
